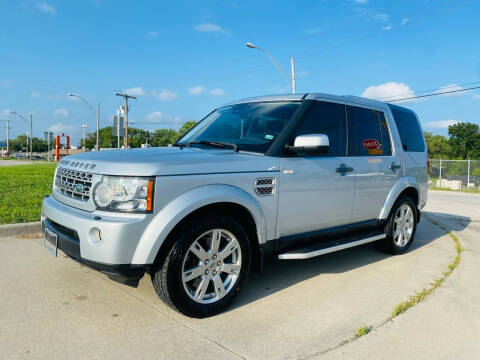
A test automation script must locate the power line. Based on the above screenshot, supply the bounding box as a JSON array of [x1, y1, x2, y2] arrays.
[[387, 85, 480, 102], [381, 81, 480, 101]]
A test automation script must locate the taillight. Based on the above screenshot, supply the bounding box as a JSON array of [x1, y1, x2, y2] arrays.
[[427, 153, 431, 175]]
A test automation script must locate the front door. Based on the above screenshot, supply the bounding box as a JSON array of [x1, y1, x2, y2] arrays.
[[276, 100, 355, 238]]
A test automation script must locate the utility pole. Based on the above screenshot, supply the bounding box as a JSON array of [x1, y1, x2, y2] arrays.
[[114, 91, 137, 148], [291, 57, 296, 94], [82, 124, 87, 151]]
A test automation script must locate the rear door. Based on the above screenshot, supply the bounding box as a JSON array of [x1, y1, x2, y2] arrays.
[[347, 105, 401, 222], [276, 100, 355, 237]]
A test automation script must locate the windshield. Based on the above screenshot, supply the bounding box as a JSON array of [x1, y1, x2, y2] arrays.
[[177, 101, 301, 153]]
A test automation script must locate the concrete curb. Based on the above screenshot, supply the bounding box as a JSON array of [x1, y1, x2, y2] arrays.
[[0, 222, 42, 237]]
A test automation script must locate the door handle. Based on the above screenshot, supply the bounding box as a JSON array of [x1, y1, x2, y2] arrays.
[[389, 162, 402, 170], [336, 164, 353, 175]]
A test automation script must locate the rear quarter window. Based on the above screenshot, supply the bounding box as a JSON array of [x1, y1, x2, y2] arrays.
[[388, 104, 425, 152]]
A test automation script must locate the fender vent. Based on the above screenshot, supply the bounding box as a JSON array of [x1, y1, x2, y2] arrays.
[[254, 178, 275, 196]]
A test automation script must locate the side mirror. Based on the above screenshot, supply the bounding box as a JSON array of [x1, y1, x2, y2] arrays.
[[287, 134, 329, 155]]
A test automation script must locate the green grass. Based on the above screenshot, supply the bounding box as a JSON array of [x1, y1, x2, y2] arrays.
[[391, 215, 463, 318], [429, 187, 480, 194], [356, 325, 370, 337], [0, 163, 56, 224]]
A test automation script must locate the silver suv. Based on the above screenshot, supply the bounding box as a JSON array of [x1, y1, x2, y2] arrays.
[[41, 93, 428, 317]]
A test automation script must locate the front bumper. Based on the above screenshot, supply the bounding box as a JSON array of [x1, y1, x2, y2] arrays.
[[41, 195, 152, 286], [42, 218, 146, 286]]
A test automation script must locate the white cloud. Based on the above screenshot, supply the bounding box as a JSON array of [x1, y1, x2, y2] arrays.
[[401, 18, 409, 26], [424, 119, 460, 129], [348, 0, 368, 3], [372, 13, 389, 23], [194, 22, 229, 34], [53, 108, 69, 117], [434, 84, 464, 97], [37, 1, 56, 16], [146, 111, 164, 121], [209, 88, 226, 96], [0, 80, 12, 87], [48, 122, 75, 133], [382, 25, 393, 31], [296, 71, 308, 78], [361, 82, 416, 103], [30, 91, 65, 99], [124, 87, 146, 96], [306, 28, 320, 35], [1, 109, 11, 117], [151, 89, 178, 101], [145, 31, 158, 36], [473, 94, 480, 100], [188, 86, 206, 95], [146, 111, 182, 123]]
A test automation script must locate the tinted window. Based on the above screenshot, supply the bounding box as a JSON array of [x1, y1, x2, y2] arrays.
[[388, 104, 425, 152], [347, 106, 392, 156], [178, 102, 300, 153], [289, 101, 346, 156]]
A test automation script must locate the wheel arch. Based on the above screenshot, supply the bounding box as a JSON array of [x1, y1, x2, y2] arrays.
[[131, 184, 266, 265], [378, 177, 420, 220]]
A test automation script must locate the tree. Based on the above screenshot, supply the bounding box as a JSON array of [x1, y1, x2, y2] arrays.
[[424, 132, 451, 159], [178, 121, 197, 138], [448, 122, 480, 159]]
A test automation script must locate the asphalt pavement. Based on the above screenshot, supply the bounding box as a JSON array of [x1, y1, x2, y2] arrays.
[[0, 191, 478, 360]]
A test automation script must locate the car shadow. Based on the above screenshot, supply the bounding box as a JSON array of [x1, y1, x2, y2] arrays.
[[229, 211, 470, 311]]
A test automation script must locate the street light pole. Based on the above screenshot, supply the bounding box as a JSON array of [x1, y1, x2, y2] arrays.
[[29, 114, 33, 159], [82, 124, 87, 151], [0, 119, 10, 155], [11, 111, 32, 159], [68, 93, 100, 151], [245, 42, 296, 94]]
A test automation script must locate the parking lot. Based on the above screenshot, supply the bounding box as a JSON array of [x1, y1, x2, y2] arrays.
[[1, 190, 479, 360]]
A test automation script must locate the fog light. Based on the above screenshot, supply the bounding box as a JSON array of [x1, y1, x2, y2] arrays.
[[88, 227, 103, 246]]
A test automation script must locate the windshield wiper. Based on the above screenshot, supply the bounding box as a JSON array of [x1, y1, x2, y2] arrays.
[[188, 140, 238, 152]]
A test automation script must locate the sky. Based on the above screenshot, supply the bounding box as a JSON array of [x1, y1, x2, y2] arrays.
[[1, 0, 480, 145]]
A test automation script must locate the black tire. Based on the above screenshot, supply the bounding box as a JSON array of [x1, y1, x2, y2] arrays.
[[151, 213, 251, 318], [376, 195, 418, 255]]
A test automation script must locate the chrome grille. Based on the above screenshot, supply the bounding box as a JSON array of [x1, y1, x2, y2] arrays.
[[55, 167, 93, 202], [254, 178, 275, 196]]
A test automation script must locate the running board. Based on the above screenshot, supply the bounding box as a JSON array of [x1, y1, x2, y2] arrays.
[[278, 233, 386, 260]]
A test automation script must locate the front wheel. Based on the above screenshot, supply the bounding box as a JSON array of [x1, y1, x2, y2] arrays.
[[151, 214, 251, 318], [377, 195, 418, 254]]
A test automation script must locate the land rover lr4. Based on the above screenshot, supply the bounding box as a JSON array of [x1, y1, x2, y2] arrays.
[[41, 93, 428, 318]]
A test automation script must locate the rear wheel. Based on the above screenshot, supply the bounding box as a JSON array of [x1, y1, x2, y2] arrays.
[[151, 214, 251, 318], [377, 195, 417, 254]]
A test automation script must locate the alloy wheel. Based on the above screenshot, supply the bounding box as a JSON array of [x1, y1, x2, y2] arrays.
[[181, 229, 242, 304]]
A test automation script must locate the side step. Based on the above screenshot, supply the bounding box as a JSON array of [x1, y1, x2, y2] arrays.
[[278, 233, 386, 260]]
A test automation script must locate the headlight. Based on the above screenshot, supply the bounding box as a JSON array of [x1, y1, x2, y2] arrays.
[[93, 176, 154, 213]]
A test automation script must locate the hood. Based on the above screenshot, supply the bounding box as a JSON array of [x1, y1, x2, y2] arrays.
[[59, 147, 279, 176]]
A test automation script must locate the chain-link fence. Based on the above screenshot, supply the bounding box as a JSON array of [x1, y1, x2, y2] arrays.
[[430, 159, 480, 190]]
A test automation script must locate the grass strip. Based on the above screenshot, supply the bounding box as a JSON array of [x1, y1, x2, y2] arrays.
[[391, 216, 462, 318], [0, 163, 56, 224], [310, 216, 463, 358]]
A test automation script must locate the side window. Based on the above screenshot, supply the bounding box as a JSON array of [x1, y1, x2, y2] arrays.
[[388, 104, 425, 152], [288, 101, 346, 157], [347, 106, 392, 156]]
